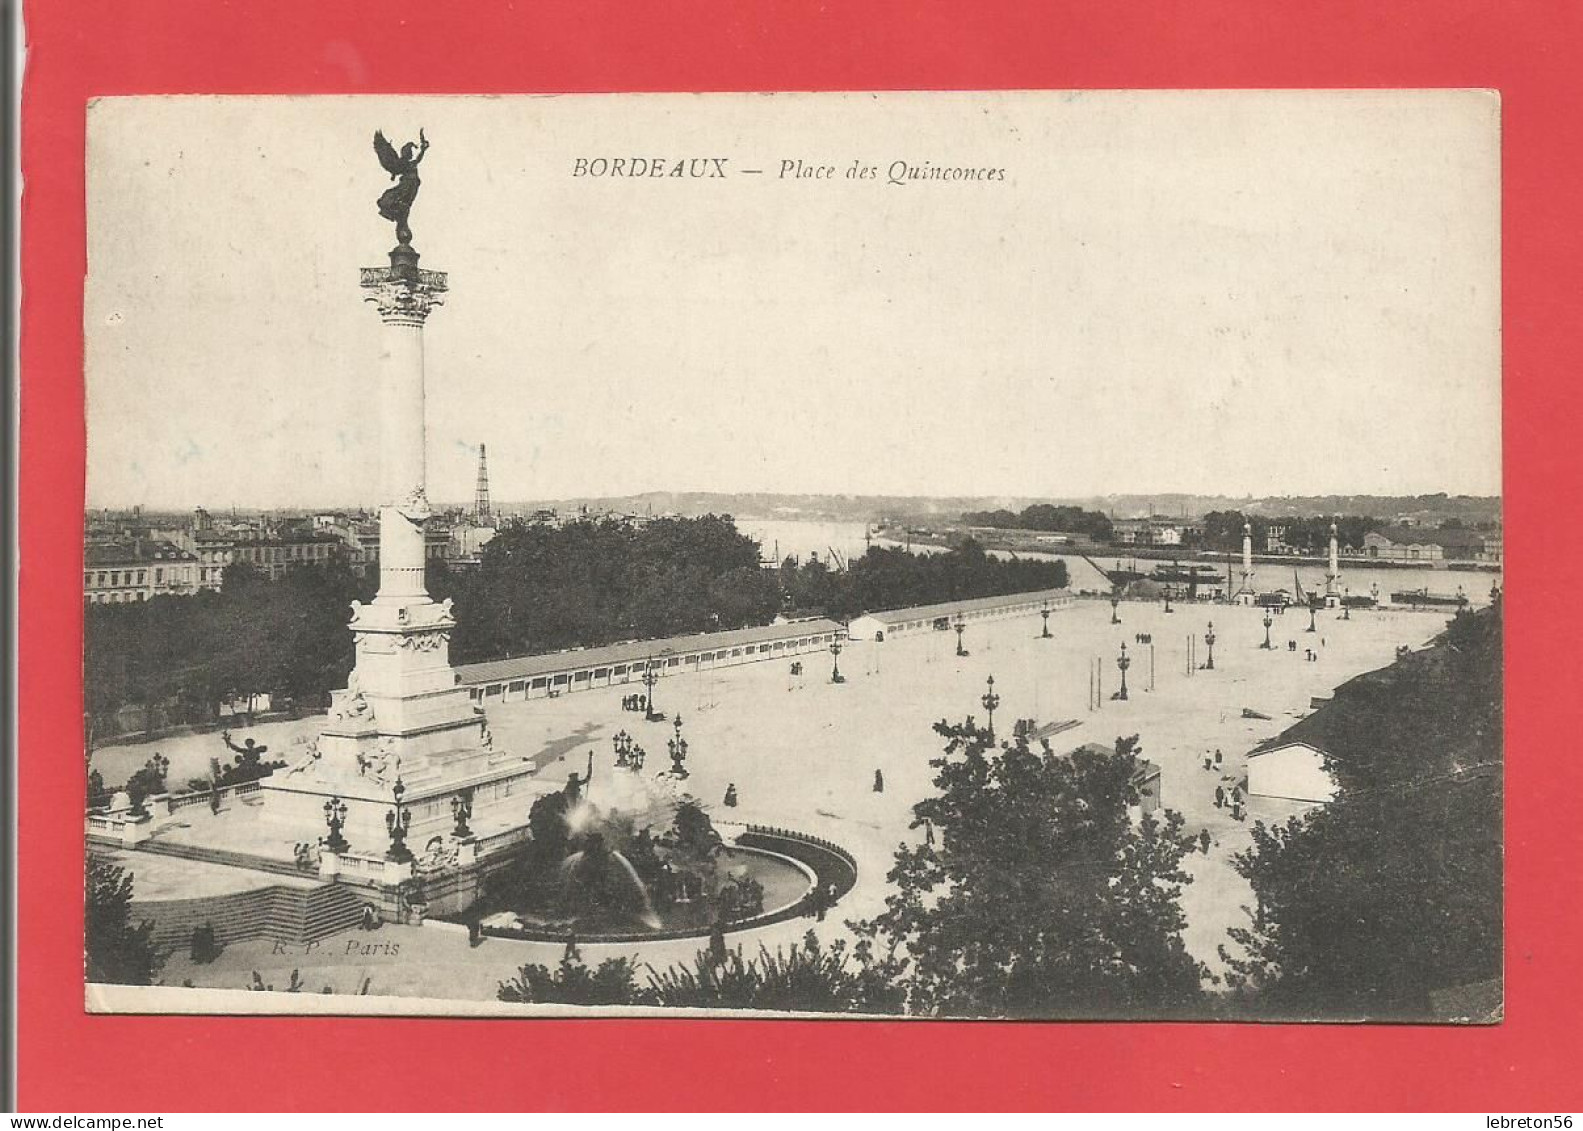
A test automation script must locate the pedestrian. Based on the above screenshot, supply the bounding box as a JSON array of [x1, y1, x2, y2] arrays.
[[1214, 785, 1225, 808], [924, 819, 936, 846], [723, 783, 738, 808], [1203, 756, 1213, 772], [1198, 829, 1211, 855], [873, 768, 885, 793], [1214, 749, 1222, 767]]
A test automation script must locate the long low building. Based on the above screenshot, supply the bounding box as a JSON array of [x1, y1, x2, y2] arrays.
[[455, 618, 846, 705], [847, 588, 1075, 642]]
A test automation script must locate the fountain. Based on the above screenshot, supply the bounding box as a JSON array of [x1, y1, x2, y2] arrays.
[[468, 754, 851, 942]]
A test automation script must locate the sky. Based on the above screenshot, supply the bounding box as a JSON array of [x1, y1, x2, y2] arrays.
[[84, 91, 1502, 510]]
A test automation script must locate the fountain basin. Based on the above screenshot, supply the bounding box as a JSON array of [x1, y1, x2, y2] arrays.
[[469, 827, 857, 944]]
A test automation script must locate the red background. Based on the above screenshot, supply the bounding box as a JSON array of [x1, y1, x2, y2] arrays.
[[18, 0, 1583, 1111]]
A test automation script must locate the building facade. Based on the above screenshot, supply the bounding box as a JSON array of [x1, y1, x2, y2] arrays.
[[228, 532, 346, 580], [847, 587, 1074, 641], [1246, 740, 1339, 805], [456, 619, 846, 705], [83, 540, 200, 603], [1362, 529, 1445, 562]]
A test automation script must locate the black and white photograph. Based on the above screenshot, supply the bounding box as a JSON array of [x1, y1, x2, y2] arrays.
[[81, 91, 1502, 1022]]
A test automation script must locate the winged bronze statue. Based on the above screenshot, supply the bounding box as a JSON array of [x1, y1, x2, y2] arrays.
[[374, 129, 429, 245]]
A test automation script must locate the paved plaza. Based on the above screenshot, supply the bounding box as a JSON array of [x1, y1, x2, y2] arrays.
[[138, 595, 1452, 1001]]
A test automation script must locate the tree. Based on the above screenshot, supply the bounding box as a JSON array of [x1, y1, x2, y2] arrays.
[[85, 858, 162, 985], [1219, 604, 1503, 1019], [86, 768, 110, 810], [856, 724, 1207, 1018], [123, 753, 170, 816]]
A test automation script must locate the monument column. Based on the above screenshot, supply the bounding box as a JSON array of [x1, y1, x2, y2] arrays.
[[1325, 518, 1342, 603], [260, 132, 536, 860], [1238, 521, 1255, 604], [362, 245, 447, 606]]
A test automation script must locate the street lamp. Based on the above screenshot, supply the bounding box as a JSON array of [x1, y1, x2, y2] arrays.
[[1039, 600, 1052, 639], [385, 776, 414, 863], [668, 715, 690, 778], [1163, 590, 1173, 614], [981, 674, 1001, 741], [1307, 604, 1318, 633], [450, 789, 474, 839], [953, 612, 968, 657], [1260, 608, 1274, 650], [1110, 593, 1121, 625], [829, 633, 846, 683], [1204, 621, 1216, 670], [641, 655, 662, 720], [1116, 641, 1131, 701], [323, 796, 349, 853]]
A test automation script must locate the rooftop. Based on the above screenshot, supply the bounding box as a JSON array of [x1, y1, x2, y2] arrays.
[[852, 587, 1072, 626], [85, 539, 196, 565], [455, 617, 846, 686]]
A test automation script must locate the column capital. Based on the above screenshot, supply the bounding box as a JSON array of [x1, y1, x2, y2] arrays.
[[360, 264, 448, 324]]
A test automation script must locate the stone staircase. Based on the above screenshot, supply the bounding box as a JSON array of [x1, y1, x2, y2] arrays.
[[113, 839, 369, 951], [126, 872, 367, 953]]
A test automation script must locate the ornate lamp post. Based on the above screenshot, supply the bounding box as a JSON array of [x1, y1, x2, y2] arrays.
[[981, 674, 1001, 741], [953, 612, 968, 657], [1116, 641, 1131, 701], [1164, 590, 1174, 614], [1307, 604, 1318, 633], [1039, 600, 1053, 639], [450, 789, 474, 839], [641, 655, 661, 720], [323, 796, 349, 853], [1204, 621, 1216, 671], [385, 776, 414, 863], [1110, 593, 1121, 625], [1260, 608, 1274, 650], [668, 715, 690, 778], [829, 633, 846, 683]]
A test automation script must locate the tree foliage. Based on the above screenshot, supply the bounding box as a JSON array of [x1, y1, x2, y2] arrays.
[[961, 504, 1115, 541], [497, 943, 646, 1006], [85, 857, 162, 986], [84, 559, 367, 737], [1200, 510, 1385, 553], [781, 539, 1068, 622], [496, 933, 902, 1013], [856, 723, 1207, 1018], [644, 931, 902, 1013], [436, 516, 777, 663], [1220, 603, 1503, 1019]]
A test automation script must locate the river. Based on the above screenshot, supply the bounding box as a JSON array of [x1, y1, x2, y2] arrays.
[[736, 518, 1502, 607]]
